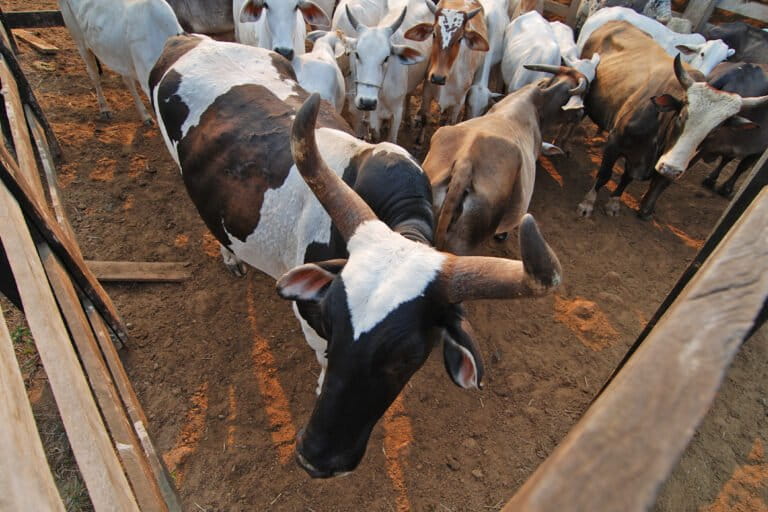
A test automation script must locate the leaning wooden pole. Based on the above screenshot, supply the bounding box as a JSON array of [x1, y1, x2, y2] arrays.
[[503, 188, 768, 512]]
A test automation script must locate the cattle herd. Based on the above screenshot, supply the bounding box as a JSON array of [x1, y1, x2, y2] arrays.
[[58, 0, 767, 479]]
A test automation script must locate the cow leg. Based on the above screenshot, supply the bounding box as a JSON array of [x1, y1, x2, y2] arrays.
[[388, 104, 404, 144], [637, 172, 672, 220], [578, 143, 620, 217], [122, 76, 153, 126], [292, 303, 328, 396], [219, 243, 247, 277], [718, 154, 758, 198], [702, 156, 731, 190], [605, 171, 633, 216]]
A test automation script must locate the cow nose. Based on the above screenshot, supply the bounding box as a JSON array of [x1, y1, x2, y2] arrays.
[[357, 97, 377, 111], [657, 163, 684, 180], [275, 47, 294, 61], [430, 74, 446, 85]]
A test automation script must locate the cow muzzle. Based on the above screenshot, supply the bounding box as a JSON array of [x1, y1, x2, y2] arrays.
[[274, 47, 294, 61], [656, 163, 685, 180], [430, 73, 446, 85], [356, 97, 378, 111]]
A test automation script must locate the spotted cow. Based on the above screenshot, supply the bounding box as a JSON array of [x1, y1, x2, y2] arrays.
[[150, 34, 563, 477]]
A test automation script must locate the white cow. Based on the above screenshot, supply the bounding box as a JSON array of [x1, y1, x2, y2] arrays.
[[550, 21, 599, 110], [58, 0, 183, 123], [465, 0, 510, 119], [576, 7, 733, 74], [234, 0, 331, 60], [341, 0, 433, 142], [501, 11, 561, 92], [293, 31, 347, 112]]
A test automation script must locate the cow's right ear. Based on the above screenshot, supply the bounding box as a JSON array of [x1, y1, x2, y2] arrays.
[[240, 0, 265, 23], [392, 45, 426, 65], [442, 314, 485, 390], [675, 44, 699, 56], [652, 94, 682, 112], [276, 260, 346, 301], [404, 23, 434, 42]]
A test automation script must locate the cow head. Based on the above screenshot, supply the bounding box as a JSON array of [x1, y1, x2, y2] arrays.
[[285, 94, 562, 478], [344, 6, 425, 111], [404, 0, 489, 85], [522, 64, 589, 118], [240, 0, 331, 60], [652, 55, 768, 179], [676, 39, 734, 75]]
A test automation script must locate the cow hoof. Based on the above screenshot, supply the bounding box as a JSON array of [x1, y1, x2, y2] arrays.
[[142, 117, 154, 127], [576, 201, 594, 217], [717, 186, 734, 198], [605, 198, 621, 217], [225, 261, 248, 277], [494, 232, 509, 242], [99, 110, 113, 121], [701, 177, 717, 190], [636, 209, 653, 221]]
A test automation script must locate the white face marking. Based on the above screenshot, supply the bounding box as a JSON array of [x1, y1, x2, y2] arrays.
[[438, 9, 464, 49], [342, 220, 446, 340], [656, 84, 742, 177]]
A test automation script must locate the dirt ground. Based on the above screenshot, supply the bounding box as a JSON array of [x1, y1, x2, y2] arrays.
[[5, 1, 767, 510]]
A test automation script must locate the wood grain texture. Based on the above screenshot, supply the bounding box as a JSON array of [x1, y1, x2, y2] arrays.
[[40, 243, 167, 512], [12, 29, 58, 54], [5, 10, 65, 29], [503, 189, 768, 512], [87, 261, 192, 283], [0, 183, 139, 512], [683, 0, 717, 31], [0, 305, 65, 512]]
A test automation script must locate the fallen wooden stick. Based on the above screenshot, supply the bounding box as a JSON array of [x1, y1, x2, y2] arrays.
[[12, 29, 58, 54], [86, 261, 191, 283]]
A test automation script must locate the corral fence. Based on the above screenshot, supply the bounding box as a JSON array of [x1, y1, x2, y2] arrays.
[[0, 3, 766, 511]]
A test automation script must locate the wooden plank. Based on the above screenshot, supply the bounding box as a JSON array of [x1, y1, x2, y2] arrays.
[[682, 0, 717, 32], [544, 0, 569, 17], [12, 29, 58, 54], [716, 0, 768, 24], [40, 243, 168, 512], [84, 298, 182, 511], [87, 261, 191, 283], [0, 183, 139, 512], [503, 189, 768, 512], [566, 0, 582, 27], [0, 159, 128, 343], [5, 10, 65, 29], [0, 8, 18, 53], [0, 55, 44, 203], [0, 305, 65, 512]]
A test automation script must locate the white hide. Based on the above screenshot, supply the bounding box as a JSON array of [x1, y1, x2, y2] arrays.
[[342, 221, 446, 340], [293, 32, 347, 112], [233, 0, 321, 57], [58, 0, 182, 121], [576, 7, 731, 74], [465, 0, 509, 119], [151, 39, 299, 163], [550, 21, 599, 82], [655, 84, 742, 178], [501, 11, 560, 93], [333, 0, 389, 36]]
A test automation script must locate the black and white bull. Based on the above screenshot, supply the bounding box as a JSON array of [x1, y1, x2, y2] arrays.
[[150, 34, 562, 477], [579, 21, 768, 219], [692, 62, 768, 197]]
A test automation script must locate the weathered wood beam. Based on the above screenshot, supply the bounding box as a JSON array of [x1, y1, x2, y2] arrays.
[[503, 188, 768, 512], [5, 10, 65, 29], [544, 0, 570, 18], [12, 29, 59, 55], [87, 261, 192, 283], [683, 0, 717, 33]]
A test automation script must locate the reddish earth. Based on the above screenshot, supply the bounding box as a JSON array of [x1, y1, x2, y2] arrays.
[[6, 2, 767, 510]]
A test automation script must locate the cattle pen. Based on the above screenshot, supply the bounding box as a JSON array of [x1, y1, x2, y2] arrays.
[[1, 1, 767, 511]]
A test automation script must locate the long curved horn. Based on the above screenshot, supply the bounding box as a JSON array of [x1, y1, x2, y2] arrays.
[[345, 5, 364, 31], [425, 0, 438, 15], [569, 76, 587, 96], [291, 94, 377, 241], [523, 64, 566, 75], [437, 214, 562, 303], [466, 7, 483, 20], [673, 54, 695, 90], [387, 7, 408, 35], [740, 94, 768, 109]]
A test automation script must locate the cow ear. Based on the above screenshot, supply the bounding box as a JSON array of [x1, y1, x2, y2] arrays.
[[541, 142, 565, 156], [240, 0, 265, 22], [463, 30, 489, 52], [675, 44, 698, 56], [724, 115, 759, 130], [404, 23, 433, 42], [276, 260, 346, 301], [299, 1, 331, 28], [651, 94, 682, 112], [727, 48, 736, 58], [391, 44, 426, 65], [442, 314, 485, 390], [591, 53, 601, 66]]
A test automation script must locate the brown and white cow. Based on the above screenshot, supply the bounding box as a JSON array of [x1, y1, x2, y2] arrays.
[[579, 21, 768, 219], [405, 0, 490, 135], [422, 65, 586, 255], [150, 34, 562, 477]]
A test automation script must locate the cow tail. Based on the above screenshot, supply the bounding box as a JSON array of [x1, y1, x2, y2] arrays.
[[435, 159, 472, 250]]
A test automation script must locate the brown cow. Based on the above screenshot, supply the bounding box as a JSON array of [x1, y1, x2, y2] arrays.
[[422, 65, 586, 255]]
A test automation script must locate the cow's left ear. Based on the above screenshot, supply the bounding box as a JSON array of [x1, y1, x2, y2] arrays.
[[391, 45, 426, 65], [727, 48, 736, 58], [652, 94, 682, 112], [724, 115, 759, 130], [463, 30, 489, 52], [675, 44, 699, 56], [404, 23, 433, 42], [443, 315, 485, 390], [298, 0, 331, 28], [276, 259, 346, 301], [240, 0, 265, 22]]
